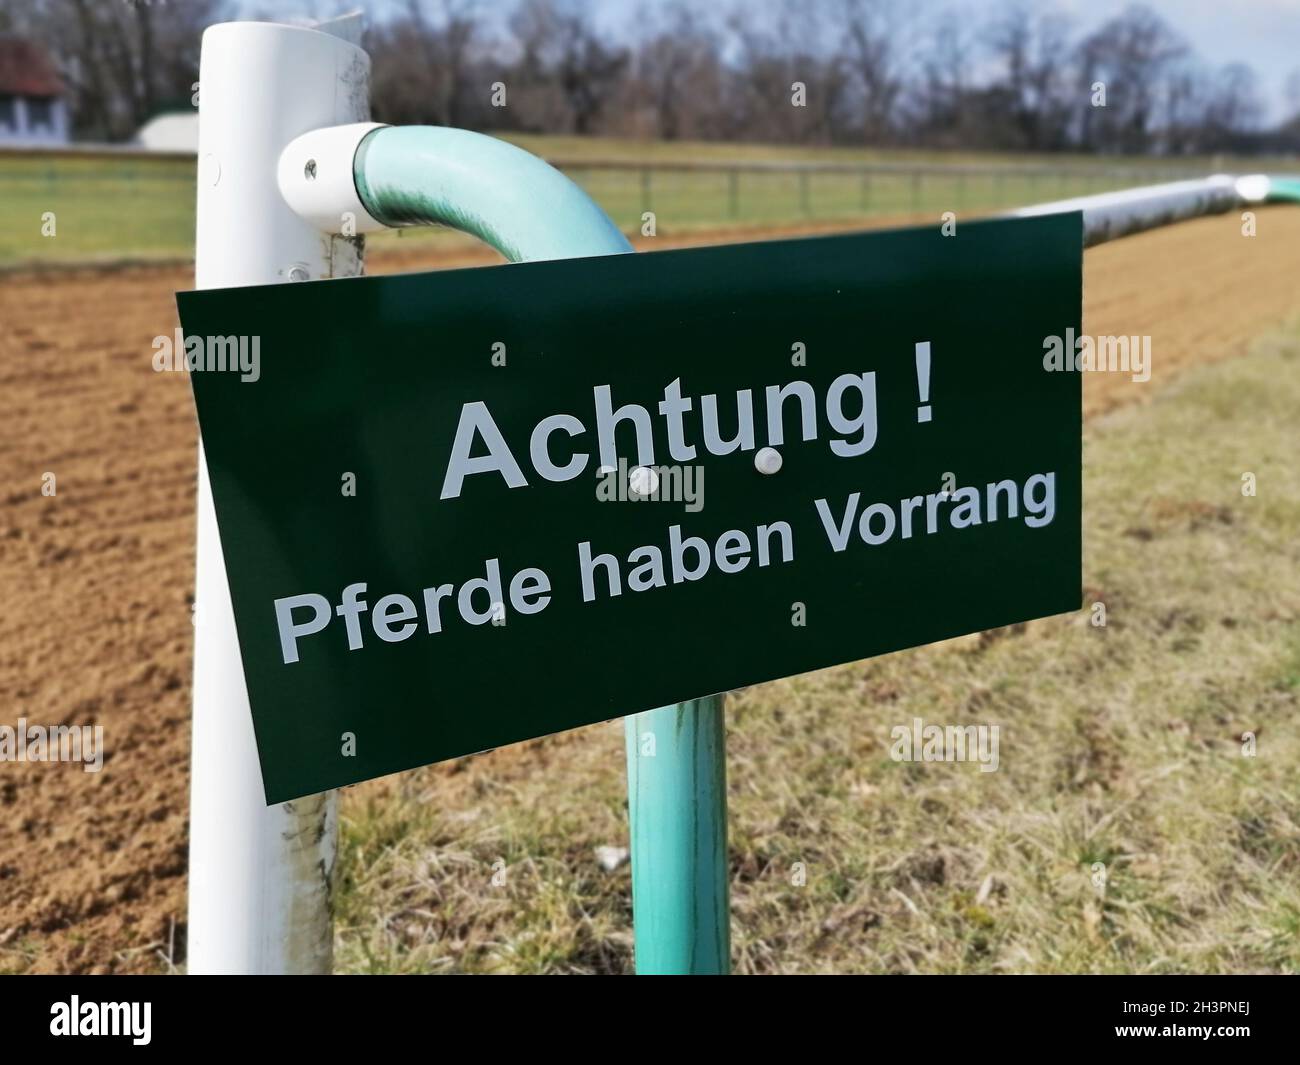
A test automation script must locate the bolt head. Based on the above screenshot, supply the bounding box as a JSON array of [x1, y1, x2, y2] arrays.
[[755, 446, 782, 475]]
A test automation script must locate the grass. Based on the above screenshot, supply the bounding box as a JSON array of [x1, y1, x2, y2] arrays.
[[333, 322, 1300, 975], [0, 134, 1267, 266], [0, 153, 195, 266]]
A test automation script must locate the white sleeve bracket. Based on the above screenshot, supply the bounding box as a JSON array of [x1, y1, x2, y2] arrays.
[[277, 122, 389, 234]]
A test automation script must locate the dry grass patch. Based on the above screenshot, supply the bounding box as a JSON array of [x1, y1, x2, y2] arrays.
[[335, 325, 1300, 974]]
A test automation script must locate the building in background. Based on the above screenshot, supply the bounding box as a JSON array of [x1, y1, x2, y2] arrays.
[[135, 111, 199, 153], [0, 36, 68, 146]]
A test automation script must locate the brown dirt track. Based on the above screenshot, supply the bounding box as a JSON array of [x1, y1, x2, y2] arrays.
[[2, 208, 1299, 974]]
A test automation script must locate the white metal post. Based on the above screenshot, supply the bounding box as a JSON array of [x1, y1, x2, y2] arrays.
[[1010, 175, 1241, 247], [188, 16, 370, 975]]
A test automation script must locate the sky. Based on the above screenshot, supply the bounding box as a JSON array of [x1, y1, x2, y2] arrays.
[[252, 0, 1300, 123]]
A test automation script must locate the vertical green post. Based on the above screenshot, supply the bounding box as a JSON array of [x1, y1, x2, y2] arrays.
[[624, 696, 730, 975]]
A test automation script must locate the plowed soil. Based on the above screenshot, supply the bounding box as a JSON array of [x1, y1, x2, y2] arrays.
[[2, 208, 1299, 973]]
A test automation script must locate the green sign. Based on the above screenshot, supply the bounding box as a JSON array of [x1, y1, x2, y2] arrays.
[[179, 214, 1083, 803]]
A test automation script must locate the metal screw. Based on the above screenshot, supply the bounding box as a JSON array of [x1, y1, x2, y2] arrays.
[[755, 447, 782, 475], [629, 465, 659, 498]]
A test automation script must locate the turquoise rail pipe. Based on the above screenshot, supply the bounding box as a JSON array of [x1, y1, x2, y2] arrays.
[[625, 697, 730, 974], [352, 126, 732, 975], [353, 125, 631, 261], [1265, 176, 1300, 203]]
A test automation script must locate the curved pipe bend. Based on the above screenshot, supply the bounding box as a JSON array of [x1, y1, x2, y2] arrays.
[[353, 125, 633, 264]]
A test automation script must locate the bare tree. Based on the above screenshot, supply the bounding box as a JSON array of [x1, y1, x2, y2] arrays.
[[839, 0, 907, 144], [726, 0, 847, 145], [985, 2, 1073, 150], [369, 0, 481, 127], [5, 0, 1288, 157], [1199, 62, 1264, 150], [509, 0, 628, 135], [629, 3, 722, 140], [14, 0, 222, 140], [1287, 67, 1300, 115], [1161, 59, 1210, 154], [911, 16, 978, 146], [1076, 4, 1189, 153]]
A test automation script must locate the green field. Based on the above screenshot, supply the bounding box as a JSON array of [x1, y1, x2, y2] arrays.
[[0, 135, 1233, 267], [0, 153, 196, 266]]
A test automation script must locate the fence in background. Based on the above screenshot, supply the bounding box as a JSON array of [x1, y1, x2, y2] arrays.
[[0, 145, 1284, 266], [554, 157, 1215, 228]]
